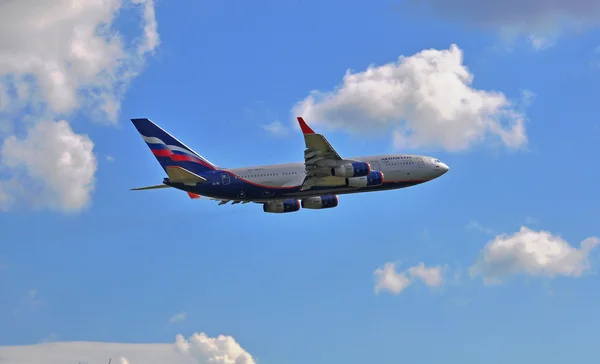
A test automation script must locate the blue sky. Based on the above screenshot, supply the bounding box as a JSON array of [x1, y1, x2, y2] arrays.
[[1, 1, 599, 363]]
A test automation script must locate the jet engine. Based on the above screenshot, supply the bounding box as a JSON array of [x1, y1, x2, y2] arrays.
[[301, 195, 339, 209], [263, 199, 301, 213], [346, 171, 384, 188], [331, 162, 370, 178]]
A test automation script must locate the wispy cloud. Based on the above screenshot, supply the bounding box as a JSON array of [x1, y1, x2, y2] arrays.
[[168, 311, 187, 324], [262, 120, 289, 136], [529, 35, 555, 51], [403, 0, 600, 50], [465, 220, 496, 235], [13, 288, 43, 316]]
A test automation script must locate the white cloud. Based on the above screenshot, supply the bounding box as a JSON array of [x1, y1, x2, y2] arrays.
[[374, 261, 444, 295], [529, 35, 555, 51], [407, 262, 443, 287], [133, 0, 160, 56], [1, 120, 97, 212], [106, 155, 115, 162], [293, 44, 527, 152], [0, 332, 256, 364], [413, 0, 600, 49], [470, 226, 599, 283], [0, 177, 23, 212], [0, 0, 159, 122], [262, 120, 289, 136], [169, 311, 187, 324], [176, 332, 256, 364], [416, 0, 600, 28], [519, 89, 537, 107], [0, 0, 159, 212], [374, 262, 412, 295]]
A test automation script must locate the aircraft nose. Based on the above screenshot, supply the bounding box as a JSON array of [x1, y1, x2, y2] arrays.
[[440, 163, 449, 174]]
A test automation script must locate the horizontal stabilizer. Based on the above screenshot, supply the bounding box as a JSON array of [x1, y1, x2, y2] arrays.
[[166, 166, 207, 185], [130, 184, 171, 191]]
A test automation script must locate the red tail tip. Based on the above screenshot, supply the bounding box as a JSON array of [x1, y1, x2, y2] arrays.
[[297, 117, 315, 134]]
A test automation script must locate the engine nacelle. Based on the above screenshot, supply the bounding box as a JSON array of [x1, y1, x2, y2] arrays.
[[263, 199, 301, 213], [301, 195, 339, 209], [345, 171, 384, 188], [331, 162, 370, 178]]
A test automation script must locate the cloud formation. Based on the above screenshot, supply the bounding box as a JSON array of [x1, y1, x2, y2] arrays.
[[466, 220, 496, 235], [374, 262, 444, 295], [0, 332, 255, 364], [169, 311, 187, 324], [176, 332, 256, 364], [0, 120, 96, 211], [262, 120, 289, 136], [0, 0, 159, 122], [293, 44, 527, 152], [411, 0, 600, 49], [415, 0, 600, 29], [470, 226, 599, 284], [0, 0, 159, 212]]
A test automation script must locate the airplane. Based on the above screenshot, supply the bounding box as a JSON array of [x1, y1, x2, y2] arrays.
[[130, 117, 449, 213]]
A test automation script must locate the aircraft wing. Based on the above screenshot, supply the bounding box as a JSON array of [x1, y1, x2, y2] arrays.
[[298, 117, 343, 161], [296, 117, 348, 190]]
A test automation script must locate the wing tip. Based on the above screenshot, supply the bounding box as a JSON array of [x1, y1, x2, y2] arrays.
[[130, 117, 151, 123], [296, 117, 315, 134]]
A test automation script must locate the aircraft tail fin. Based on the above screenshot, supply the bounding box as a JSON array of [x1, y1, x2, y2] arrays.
[[131, 118, 217, 175]]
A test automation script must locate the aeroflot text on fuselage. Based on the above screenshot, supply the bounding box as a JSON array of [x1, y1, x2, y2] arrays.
[[130, 117, 449, 213]]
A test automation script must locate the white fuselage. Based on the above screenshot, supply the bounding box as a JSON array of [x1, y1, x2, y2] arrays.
[[214, 154, 449, 200]]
